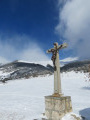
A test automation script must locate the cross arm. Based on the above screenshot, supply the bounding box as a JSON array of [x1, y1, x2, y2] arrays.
[[57, 43, 68, 50], [46, 48, 55, 53]]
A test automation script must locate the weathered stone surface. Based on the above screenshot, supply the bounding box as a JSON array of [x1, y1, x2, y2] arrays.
[[47, 43, 67, 95], [45, 95, 72, 120], [71, 114, 82, 120]]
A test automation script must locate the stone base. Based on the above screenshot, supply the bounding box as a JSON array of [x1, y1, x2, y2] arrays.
[[45, 95, 72, 120]]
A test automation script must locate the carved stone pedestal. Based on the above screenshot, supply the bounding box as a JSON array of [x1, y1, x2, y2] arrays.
[[45, 95, 72, 120]]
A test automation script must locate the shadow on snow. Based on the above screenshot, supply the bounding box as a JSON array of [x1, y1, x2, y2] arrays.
[[79, 108, 90, 120], [82, 87, 90, 90]]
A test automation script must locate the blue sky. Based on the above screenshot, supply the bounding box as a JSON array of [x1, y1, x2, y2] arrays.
[[0, 0, 90, 63]]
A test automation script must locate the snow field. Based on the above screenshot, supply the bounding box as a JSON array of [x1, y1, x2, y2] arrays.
[[0, 71, 89, 120]]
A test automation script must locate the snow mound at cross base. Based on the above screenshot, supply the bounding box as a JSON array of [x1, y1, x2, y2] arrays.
[[62, 113, 82, 120], [41, 113, 82, 120]]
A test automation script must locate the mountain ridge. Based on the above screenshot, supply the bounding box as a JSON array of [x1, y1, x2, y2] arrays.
[[0, 59, 90, 83], [0, 60, 53, 82], [61, 60, 90, 72]]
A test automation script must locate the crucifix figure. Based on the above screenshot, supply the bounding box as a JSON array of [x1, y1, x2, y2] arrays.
[[47, 42, 67, 96]]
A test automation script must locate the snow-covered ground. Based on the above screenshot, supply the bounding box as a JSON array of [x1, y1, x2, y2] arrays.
[[0, 71, 90, 120]]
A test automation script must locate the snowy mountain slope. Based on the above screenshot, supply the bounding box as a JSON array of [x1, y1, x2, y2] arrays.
[[18, 60, 53, 67], [0, 60, 53, 82], [0, 71, 90, 120], [18, 60, 65, 67], [0, 59, 90, 82], [61, 60, 90, 72]]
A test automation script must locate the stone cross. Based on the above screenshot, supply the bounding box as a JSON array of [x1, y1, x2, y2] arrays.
[[47, 42, 67, 96]]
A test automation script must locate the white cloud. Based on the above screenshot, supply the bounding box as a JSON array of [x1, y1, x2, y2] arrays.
[[0, 40, 18, 61], [20, 43, 49, 62], [56, 0, 90, 59], [0, 56, 9, 64], [0, 34, 49, 63], [60, 57, 78, 62]]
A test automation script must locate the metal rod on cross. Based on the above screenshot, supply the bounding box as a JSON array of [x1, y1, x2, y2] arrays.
[[47, 42, 67, 96]]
